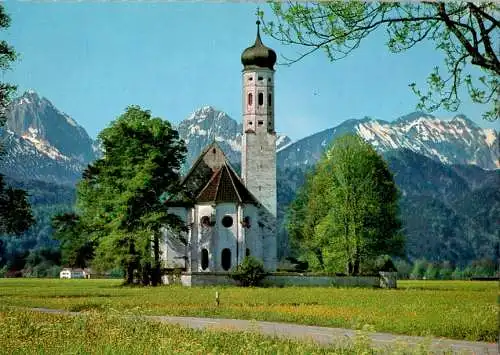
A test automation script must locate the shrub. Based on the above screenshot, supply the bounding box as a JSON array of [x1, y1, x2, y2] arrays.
[[361, 255, 397, 275], [230, 256, 268, 287]]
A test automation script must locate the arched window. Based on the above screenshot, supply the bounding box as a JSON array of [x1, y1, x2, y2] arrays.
[[248, 93, 253, 106], [258, 93, 263, 106], [245, 248, 250, 257], [201, 249, 209, 270], [268, 93, 272, 107], [221, 248, 231, 271]]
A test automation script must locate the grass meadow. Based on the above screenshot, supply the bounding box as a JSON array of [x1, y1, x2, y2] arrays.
[[0, 309, 374, 355], [0, 308, 459, 355], [0, 279, 497, 344]]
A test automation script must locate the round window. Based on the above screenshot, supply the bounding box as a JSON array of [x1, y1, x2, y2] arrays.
[[221, 215, 233, 228]]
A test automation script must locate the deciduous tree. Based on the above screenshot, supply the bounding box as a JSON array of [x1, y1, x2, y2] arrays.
[[0, 176, 34, 235], [0, 5, 33, 237], [287, 134, 404, 275], [51, 212, 94, 269], [77, 106, 186, 285], [260, 2, 499, 120]]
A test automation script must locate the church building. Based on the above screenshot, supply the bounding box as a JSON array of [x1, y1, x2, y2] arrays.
[[162, 21, 278, 279]]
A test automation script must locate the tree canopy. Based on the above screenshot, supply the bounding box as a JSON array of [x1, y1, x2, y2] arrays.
[[260, 2, 499, 120], [0, 4, 33, 237], [0, 4, 17, 126], [286, 134, 404, 275], [74, 105, 187, 285], [51, 212, 94, 269]]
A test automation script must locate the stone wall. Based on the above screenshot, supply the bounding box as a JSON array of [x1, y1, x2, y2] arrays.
[[180, 273, 237, 287], [177, 272, 381, 288], [266, 274, 380, 287]]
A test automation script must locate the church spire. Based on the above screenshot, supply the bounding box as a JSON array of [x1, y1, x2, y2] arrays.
[[241, 19, 277, 71]]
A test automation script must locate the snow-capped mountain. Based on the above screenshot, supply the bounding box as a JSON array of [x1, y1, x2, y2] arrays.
[[278, 112, 498, 170], [0, 91, 99, 185], [177, 105, 292, 169], [1, 92, 497, 265]]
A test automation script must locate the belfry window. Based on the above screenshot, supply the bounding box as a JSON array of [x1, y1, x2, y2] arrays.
[[248, 93, 253, 106], [221, 248, 231, 271], [268, 93, 272, 107], [258, 93, 263, 106], [201, 249, 209, 270]]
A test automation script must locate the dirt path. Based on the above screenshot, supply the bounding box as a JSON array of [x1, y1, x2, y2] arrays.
[[31, 307, 498, 354]]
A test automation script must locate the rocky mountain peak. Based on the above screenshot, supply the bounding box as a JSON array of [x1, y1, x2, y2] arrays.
[[278, 112, 498, 170], [395, 111, 436, 123], [177, 106, 292, 169], [5, 91, 98, 166]]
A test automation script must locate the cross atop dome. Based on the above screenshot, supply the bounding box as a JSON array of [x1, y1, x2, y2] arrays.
[[241, 20, 277, 71]]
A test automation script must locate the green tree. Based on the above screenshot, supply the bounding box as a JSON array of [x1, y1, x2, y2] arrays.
[[394, 258, 412, 279], [470, 257, 497, 277], [424, 262, 440, 279], [23, 247, 61, 278], [0, 175, 34, 235], [260, 2, 499, 120], [287, 134, 404, 275], [0, 4, 17, 126], [0, 5, 33, 236], [77, 106, 186, 285], [438, 260, 454, 279], [51, 212, 94, 269], [410, 259, 428, 279]]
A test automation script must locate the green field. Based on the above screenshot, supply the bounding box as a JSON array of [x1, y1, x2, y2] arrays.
[[0, 309, 377, 354], [0, 279, 497, 343]]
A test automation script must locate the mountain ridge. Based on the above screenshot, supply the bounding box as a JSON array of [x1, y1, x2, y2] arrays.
[[1, 91, 498, 266], [2, 91, 497, 185]]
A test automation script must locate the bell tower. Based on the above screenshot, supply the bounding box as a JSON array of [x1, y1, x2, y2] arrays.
[[240, 20, 277, 218]]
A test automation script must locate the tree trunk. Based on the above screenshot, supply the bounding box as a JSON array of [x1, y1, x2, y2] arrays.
[[353, 256, 360, 276], [125, 239, 137, 285], [141, 263, 151, 286], [126, 263, 134, 285], [346, 261, 353, 275], [314, 248, 325, 270], [151, 232, 161, 286]]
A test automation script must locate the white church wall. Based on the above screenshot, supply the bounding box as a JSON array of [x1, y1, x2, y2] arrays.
[[162, 207, 190, 269], [196, 204, 215, 272], [241, 204, 261, 261], [215, 203, 238, 272]]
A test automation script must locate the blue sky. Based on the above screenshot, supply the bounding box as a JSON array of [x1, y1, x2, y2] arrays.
[[2, 2, 496, 141]]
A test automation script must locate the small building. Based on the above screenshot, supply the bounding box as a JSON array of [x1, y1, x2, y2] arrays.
[[59, 268, 90, 279]]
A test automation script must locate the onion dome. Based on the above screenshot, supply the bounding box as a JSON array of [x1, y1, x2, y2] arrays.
[[241, 20, 277, 70]]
